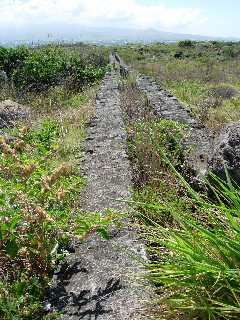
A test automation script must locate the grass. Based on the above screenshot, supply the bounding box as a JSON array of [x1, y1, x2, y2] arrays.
[[145, 173, 240, 320]]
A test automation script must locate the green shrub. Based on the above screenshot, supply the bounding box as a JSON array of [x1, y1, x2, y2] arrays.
[[178, 40, 195, 48], [0, 46, 30, 78], [0, 45, 107, 92], [174, 50, 184, 59], [14, 47, 67, 90]]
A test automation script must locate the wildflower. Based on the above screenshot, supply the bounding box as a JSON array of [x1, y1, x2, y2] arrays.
[[57, 187, 66, 201], [22, 163, 37, 178], [15, 139, 26, 151], [35, 207, 47, 220]]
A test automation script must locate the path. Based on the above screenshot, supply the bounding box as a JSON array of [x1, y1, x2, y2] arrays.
[[47, 68, 151, 320]]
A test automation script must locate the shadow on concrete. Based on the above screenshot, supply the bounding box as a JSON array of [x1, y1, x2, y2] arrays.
[[47, 261, 122, 319]]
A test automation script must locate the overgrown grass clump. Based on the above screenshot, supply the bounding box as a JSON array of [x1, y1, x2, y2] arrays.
[[145, 175, 240, 320], [128, 118, 186, 186], [129, 118, 240, 319], [129, 118, 240, 320]]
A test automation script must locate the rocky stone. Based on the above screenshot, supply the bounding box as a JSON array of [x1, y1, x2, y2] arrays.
[[135, 74, 214, 181], [208, 123, 240, 184], [0, 100, 29, 129], [210, 86, 238, 100]]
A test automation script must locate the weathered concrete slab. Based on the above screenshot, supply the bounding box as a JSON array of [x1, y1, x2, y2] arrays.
[[135, 74, 214, 179]]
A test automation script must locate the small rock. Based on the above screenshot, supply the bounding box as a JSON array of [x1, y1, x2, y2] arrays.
[[208, 123, 240, 184], [210, 86, 238, 100], [0, 100, 29, 129]]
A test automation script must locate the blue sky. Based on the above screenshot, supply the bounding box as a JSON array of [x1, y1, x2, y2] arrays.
[[0, 0, 239, 39]]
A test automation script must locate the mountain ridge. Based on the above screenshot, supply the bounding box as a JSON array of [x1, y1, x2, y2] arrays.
[[0, 25, 238, 46]]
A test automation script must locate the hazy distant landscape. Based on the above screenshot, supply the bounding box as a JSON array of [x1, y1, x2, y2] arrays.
[[1, 26, 239, 47]]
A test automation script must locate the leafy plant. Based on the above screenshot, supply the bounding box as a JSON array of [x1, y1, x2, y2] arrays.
[[0, 46, 29, 78], [178, 40, 195, 48], [0, 45, 107, 93]]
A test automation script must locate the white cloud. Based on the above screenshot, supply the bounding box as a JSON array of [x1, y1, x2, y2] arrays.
[[0, 0, 205, 31]]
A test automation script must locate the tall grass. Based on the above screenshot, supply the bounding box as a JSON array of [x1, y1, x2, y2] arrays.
[[145, 173, 240, 320]]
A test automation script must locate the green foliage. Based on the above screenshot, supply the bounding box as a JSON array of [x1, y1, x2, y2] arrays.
[[0, 46, 30, 78], [14, 47, 67, 90], [146, 174, 240, 319], [0, 277, 48, 320], [178, 40, 195, 48], [0, 45, 107, 92], [67, 94, 89, 108], [174, 50, 184, 59]]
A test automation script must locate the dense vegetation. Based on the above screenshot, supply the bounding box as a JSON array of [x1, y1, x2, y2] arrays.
[[118, 41, 240, 130], [0, 45, 107, 92], [120, 45, 240, 320], [0, 44, 110, 319]]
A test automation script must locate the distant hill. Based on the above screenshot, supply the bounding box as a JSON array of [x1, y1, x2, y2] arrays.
[[0, 25, 238, 46]]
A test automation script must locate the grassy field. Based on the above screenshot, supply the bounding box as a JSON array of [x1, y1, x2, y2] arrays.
[[0, 44, 113, 319], [118, 41, 240, 131]]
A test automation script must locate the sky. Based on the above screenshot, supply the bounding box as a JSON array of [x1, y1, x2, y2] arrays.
[[0, 0, 239, 40]]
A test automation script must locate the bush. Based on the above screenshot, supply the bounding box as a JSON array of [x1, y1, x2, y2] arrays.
[[174, 50, 184, 59], [14, 47, 67, 90], [0, 46, 107, 92], [0, 46, 30, 78], [178, 40, 195, 48]]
